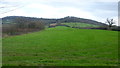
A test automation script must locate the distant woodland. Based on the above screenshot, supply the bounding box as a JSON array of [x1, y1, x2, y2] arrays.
[[2, 16, 120, 37]]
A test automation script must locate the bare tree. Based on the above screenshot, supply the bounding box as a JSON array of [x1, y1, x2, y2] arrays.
[[106, 18, 115, 30]]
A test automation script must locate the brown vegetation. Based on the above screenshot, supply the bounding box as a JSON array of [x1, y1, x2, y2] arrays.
[[2, 17, 45, 37]]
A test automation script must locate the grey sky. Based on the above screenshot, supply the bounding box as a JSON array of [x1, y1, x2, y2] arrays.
[[0, 0, 118, 25]]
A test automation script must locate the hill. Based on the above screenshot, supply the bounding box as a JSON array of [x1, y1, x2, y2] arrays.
[[2, 16, 107, 26], [3, 26, 118, 66]]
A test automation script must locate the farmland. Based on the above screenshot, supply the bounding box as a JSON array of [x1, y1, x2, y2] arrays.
[[2, 26, 118, 66], [62, 22, 99, 27]]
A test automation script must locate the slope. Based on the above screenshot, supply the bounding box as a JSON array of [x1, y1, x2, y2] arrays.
[[3, 26, 118, 66]]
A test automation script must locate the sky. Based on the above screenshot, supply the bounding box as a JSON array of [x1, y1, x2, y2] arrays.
[[0, 0, 119, 25]]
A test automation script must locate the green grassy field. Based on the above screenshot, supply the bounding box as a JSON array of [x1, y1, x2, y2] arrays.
[[3, 26, 118, 66], [62, 22, 99, 27]]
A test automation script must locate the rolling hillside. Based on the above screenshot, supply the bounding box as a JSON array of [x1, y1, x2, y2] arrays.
[[3, 26, 118, 66], [2, 16, 107, 26]]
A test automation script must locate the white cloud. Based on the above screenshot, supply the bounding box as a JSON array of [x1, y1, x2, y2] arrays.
[[1, 3, 96, 19], [0, 0, 118, 25]]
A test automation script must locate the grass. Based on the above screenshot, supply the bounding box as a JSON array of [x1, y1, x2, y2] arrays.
[[62, 22, 99, 27], [3, 26, 118, 66]]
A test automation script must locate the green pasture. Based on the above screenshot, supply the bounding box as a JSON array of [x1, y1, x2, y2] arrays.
[[62, 22, 99, 27], [3, 26, 118, 66]]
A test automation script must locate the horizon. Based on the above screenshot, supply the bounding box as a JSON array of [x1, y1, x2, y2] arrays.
[[1, 15, 105, 23]]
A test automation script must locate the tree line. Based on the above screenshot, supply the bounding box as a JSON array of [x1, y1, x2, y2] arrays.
[[2, 16, 120, 37], [2, 17, 45, 37]]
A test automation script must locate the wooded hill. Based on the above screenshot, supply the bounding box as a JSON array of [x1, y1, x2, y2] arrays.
[[3, 16, 120, 37], [2, 16, 107, 26]]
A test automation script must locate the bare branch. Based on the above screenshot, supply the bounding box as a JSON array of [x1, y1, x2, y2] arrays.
[[106, 18, 116, 30]]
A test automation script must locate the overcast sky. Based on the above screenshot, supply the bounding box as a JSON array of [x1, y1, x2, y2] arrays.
[[0, 0, 119, 25]]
